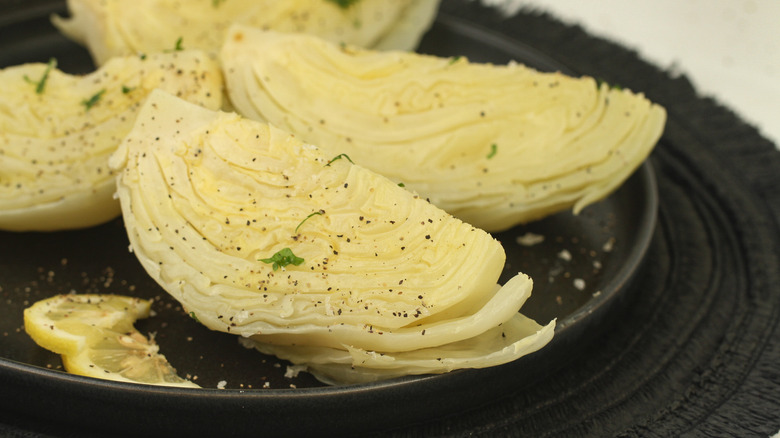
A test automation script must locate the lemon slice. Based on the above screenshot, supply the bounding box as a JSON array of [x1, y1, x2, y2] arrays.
[[23, 294, 199, 388]]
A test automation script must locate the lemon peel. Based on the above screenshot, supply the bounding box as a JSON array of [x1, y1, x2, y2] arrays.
[[23, 294, 199, 388]]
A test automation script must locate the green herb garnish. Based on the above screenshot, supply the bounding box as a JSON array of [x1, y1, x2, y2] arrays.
[[487, 143, 498, 159], [121, 85, 135, 94], [397, 182, 406, 188], [23, 57, 57, 94], [325, 0, 361, 9], [448, 56, 462, 65], [260, 248, 304, 271], [325, 153, 354, 166], [596, 77, 622, 90], [189, 311, 200, 323], [165, 37, 184, 52], [81, 89, 106, 111], [212, 0, 226, 7], [295, 211, 324, 233]]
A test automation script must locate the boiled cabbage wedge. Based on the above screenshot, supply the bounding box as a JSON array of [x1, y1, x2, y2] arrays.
[[0, 51, 222, 231], [109, 90, 554, 384], [53, 0, 441, 66], [221, 26, 667, 232]]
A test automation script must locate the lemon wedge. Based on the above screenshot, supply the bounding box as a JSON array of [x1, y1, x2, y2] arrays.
[[23, 294, 199, 388]]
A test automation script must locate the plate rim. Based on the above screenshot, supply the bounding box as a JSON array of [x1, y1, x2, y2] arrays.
[[0, 5, 660, 435]]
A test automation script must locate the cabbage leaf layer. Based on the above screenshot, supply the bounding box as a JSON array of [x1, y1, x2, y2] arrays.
[[53, 0, 441, 66], [109, 90, 553, 384], [0, 51, 223, 231], [221, 26, 667, 231]]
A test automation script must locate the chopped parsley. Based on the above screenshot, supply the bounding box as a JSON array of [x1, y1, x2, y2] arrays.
[[448, 56, 462, 65], [325, 0, 361, 9], [596, 77, 622, 90], [121, 85, 135, 94], [24, 57, 57, 94], [189, 311, 200, 323], [325, 153, 354, 166], [398, 182, 406, 188], [260, 248, 304, 271], [295, 211, 324, 233], [165, 37, 184, 52], [487, 143, 498, 159], [81, 89, 106, 111]]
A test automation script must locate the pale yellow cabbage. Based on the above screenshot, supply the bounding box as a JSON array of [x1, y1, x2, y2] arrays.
[[52, 0, 440, 66], [221, 26, 667, 232], [241, 292, 554, 384], [109, 90, 554, 384], [0, 51, 223, 231]]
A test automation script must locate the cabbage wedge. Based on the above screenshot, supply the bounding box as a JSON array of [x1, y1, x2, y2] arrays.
[[109, 90, 554, 384], [53, 0, 441, 66], [0, 51, 222, 231], [221, 26, 667, 232]]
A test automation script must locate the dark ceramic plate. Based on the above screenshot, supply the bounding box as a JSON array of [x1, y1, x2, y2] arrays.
[[0, 4, 658, 437]]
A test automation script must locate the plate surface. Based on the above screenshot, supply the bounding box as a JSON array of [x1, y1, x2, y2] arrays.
[[0, 5, 658, 436]]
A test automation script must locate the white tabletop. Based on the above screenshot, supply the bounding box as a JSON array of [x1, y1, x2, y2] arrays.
[[482, 0, 780, 149]]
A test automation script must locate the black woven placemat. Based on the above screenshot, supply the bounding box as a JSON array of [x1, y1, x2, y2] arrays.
[[1, 2, 778, 437], [373, 3, 780, 437]]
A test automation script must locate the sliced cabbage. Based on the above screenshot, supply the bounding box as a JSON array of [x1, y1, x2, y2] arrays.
[[109, 89, 553, 384], [0, 51, 223, 231], [221, 26, 667, 232], [52, 0, 441, 66], [240, 289, 555, 384]]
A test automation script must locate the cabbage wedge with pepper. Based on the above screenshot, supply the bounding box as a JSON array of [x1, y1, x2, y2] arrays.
[[0, 51, 222, 231], [109, 90, 554, 384], [221, 26, 667, 232], [53, 0, 441, 66]]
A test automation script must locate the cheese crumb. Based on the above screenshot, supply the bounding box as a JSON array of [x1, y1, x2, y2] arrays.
[[516, 232, 544, 246], [557, 249, 572, 261], [284, 364, 308, 378]]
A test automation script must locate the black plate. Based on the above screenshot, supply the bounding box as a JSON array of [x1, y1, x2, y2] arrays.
[[0, 5, 658, 437]]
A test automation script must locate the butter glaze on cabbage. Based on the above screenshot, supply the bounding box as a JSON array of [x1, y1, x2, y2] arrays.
[[53, 0, 441, 66], [109, 90, 554, 384], [221, 26, 667, 231], [0, 51, 222, 231]]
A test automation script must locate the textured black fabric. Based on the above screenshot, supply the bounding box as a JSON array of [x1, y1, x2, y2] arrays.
[[369, 3, 780, 437], [1, 2, 778, 437]]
